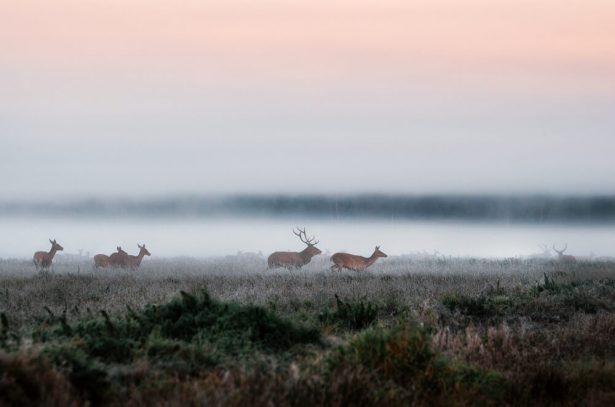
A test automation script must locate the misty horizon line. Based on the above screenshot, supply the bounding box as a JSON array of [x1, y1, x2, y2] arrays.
[[2, 193, 615, 224]]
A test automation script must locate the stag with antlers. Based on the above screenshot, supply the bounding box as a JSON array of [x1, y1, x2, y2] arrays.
[[268, 228, 322, 269], [553, 243, 577, 263], [330, 246, 388, 272], [33, 239, 64, 271]]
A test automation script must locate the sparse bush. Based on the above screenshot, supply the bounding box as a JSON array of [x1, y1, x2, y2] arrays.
[[442, 294, 500, 319], [318, 294, 380, 330], [325, 324, 508, 405], [35, 290, 320, 365], [0, 352, 76, 406]]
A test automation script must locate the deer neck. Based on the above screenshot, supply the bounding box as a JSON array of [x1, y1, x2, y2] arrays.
[[48, 246, 59, 259], [300, 247, 314, 260], [364, 253, 379, 267]]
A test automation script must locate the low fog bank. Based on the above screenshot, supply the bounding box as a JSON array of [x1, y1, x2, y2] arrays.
[[2, 194, 615, 223], [2, 252, 615, 279]]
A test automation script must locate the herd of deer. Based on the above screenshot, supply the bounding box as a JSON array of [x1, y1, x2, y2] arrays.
[[31, 231, 579, 272], [266, 228, 388, 271], [33, 240, 151, 271]]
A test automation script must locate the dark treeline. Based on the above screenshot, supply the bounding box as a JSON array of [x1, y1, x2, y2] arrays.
[[2, 195, 615, 223]]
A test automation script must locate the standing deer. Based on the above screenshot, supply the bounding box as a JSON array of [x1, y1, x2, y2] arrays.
[[331, 246, 387, 272], [268, 228, 322, 269], [94, 246, 127, 268], [553, 244, 577, 263], [109, 246, 129, 267], [126, 244, 151, 269], [33, 239, 64, 271]]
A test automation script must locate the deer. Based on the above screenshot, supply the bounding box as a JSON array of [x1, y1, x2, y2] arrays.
[[94, 246, 127, 268], [109, 246, 130, 267], [125, 244, 151, 269], [553, 244, 577, 263], [268, 228, 322, 269], [330, 246, 387, 272], [33, 239, 64, 271]]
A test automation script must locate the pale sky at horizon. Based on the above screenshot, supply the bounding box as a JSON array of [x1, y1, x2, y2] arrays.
[[1, 0, 614, 199]]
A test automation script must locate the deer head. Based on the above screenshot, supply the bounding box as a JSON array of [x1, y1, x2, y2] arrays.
[[49, 239, 64, 252], [294, 227, 322, 256], [137, 244, 151, 256], [553, 243, 576, 263], [116, 246, 127, 255], [373, 246, 387, 258]]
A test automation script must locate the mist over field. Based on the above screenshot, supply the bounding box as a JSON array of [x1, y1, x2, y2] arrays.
[[1, 194, 615, 259], [2, 1, 615, 405]]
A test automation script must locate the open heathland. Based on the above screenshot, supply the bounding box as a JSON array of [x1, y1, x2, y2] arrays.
[[1, 255, 614, 406]]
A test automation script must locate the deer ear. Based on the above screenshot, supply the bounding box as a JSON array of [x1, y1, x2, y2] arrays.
[[50, 239, 53, 244]]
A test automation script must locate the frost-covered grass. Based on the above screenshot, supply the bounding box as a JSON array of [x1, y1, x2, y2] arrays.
[[1, 255, 615, 405], [1, 255, 612, 331]]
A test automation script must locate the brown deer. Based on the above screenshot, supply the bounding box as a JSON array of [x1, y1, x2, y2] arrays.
[[94, 246, 127, 268], [109, 246, 130, 267], [33, 239, 64, 271], [553, 244, 577, 263], [331, 246, 387, 272], [268, 228, 322, 269], [125, 244, 151, 269]]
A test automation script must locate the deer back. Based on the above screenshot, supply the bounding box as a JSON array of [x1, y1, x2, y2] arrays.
[[268, 251, 305, 268], [331, 252, 369, 271], [94, 254, 111, 268]]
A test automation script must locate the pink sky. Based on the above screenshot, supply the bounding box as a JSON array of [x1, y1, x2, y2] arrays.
[[2, 0, 614, 93], [1, 1, 615, 197]]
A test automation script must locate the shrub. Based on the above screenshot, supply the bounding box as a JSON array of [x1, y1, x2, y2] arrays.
[[324, 324, 508, 405], [318, 294, 379, 330], [442, 294, 498, 319], [35, 289, 320, 366]]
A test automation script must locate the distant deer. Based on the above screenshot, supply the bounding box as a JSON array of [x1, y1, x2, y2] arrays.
[[268, 228, 322, 269], [109, 246, 130, 267], [553, 244, 577, 263], [94, 246, 127, 268], [33, 239, 64, 271], [126, 244, 151, 269], [331, 246, 388, 272]]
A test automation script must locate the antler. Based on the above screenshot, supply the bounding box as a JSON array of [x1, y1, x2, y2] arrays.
[[293, 227, 319, 246], [553, 243, 567, 254]]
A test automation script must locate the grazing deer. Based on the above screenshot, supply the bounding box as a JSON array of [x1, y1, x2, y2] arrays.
[[331, 246, 387, 272], [268, 228, 322, 269], [94, 247, 127, 268], [553, 244, 577, 263], [126, 244, 151, 269], [33, 239, 64, 271]]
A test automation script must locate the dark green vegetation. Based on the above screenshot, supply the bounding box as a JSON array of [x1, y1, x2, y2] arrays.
[[1, 257, 615, 406]]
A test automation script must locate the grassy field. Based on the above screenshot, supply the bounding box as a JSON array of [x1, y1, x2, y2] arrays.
[[1, 255, 614, 406]]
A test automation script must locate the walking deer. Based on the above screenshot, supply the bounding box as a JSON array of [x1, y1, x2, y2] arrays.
[[268, 228, 322, 269], [553, 244, 577, 263], [331, 246, 387, 272], [109, 246, 130, 267], [33, 239, 64, 271], [94, 247, 127, 268]]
